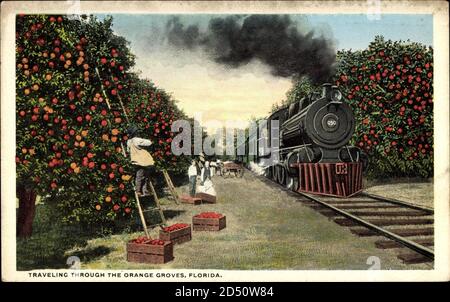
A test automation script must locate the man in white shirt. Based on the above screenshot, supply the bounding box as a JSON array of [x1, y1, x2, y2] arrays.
[[188, 160, 198, 197], [200, 161, 211, 185], [126, 125, 154, 196], [215, 159, 223, 176], [197, 160, 216, 201], [210, 160, 217, 176]]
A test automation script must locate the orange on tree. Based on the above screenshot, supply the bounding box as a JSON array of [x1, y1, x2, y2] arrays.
[[334, 36, 433, 177]]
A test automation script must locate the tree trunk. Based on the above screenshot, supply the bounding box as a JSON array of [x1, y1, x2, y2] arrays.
[[17, 184, 37, 238]]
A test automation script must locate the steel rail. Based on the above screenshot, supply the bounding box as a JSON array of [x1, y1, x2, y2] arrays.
[[247, 166, 435, 262]]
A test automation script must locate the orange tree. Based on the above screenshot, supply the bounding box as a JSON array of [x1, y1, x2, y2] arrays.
[[123, 76, 190, 173], [334, 36, 433, 178], [16, 15, 187, 237]]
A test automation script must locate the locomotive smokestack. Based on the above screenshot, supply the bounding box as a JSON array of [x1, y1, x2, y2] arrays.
[[322, 83, 332, 99], [166, 15, 336, 83]]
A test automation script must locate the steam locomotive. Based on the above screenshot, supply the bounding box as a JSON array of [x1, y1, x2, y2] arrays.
[[238, 83, 368, 197]]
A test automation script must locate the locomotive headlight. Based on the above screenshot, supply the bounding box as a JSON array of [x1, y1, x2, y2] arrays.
[[331, 89, 342, 101]]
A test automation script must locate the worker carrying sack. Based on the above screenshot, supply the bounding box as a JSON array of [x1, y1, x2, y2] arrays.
[[129, 141, 155, 166], [126, 125, 155, 167]]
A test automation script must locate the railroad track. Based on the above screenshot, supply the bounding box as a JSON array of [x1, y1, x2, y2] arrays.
[[254, 172, 434, 265]]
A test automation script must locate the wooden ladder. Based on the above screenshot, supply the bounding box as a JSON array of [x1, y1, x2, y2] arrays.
[[94, 67, 180, 238], [134, 180, 166, 239], [134, 171, 181, 238], [162, 169, 180, 204]]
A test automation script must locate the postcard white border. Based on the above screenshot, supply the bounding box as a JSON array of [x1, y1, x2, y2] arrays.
[[1, 1, 449, 282]]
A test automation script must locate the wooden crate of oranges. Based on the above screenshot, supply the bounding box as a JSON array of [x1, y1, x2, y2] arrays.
[[159, 223, 192, 245], [192, 212, 226, 231], [127, 237, 174, 264]]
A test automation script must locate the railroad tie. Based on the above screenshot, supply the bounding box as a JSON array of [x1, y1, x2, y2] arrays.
[[334, 218, 434, 227], [311, 204, 400, 210], [375, 238, 434, 249], [319, 209, 430, 217], [318, 199, 378, 204], [350, 227, 434, 237], [397, 251, 433, 264]]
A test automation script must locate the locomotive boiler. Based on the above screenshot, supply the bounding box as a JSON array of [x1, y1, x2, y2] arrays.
[[240, 83, 367, 197]]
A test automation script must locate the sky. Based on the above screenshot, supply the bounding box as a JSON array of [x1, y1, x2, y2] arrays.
[[98, 14, 433, 131]]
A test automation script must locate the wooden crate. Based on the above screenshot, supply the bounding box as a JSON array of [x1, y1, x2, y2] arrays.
[[180, 195, 202, 205], [195, 192, 216, 204], [126, 241, 174, 264], [193, 215, 226, 231], [159, 224, 192, 245]]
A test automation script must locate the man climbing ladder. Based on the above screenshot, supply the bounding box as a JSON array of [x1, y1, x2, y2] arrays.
[[126, 125, 154, 197]]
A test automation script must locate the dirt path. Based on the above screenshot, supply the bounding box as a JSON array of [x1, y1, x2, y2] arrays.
[[81, 173, 432, 270]]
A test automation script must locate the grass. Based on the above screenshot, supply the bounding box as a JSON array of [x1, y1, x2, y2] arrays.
[[16, 204, 103, 270], [17, 173, 433, 270]]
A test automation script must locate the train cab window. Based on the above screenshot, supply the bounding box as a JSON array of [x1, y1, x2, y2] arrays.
[[289, 100, 299, 117], [299, 96, 309, 111], [288, 102, 300, 118]]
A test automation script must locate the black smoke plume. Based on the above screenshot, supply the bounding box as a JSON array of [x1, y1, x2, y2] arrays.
[[166, 15, 336, 83]]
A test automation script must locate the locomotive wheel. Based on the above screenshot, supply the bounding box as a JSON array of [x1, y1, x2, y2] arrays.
[[286, 175, 298, 191], [279, 167, 286, 185], [291, 177, 299, 191], [286, 175, 293, 190], [280, 167, 286, 186], [264, 167, 271, 178], [276, 165, 286, 186], [273, 165, 279, 183], [271, 165, 277, 181]]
